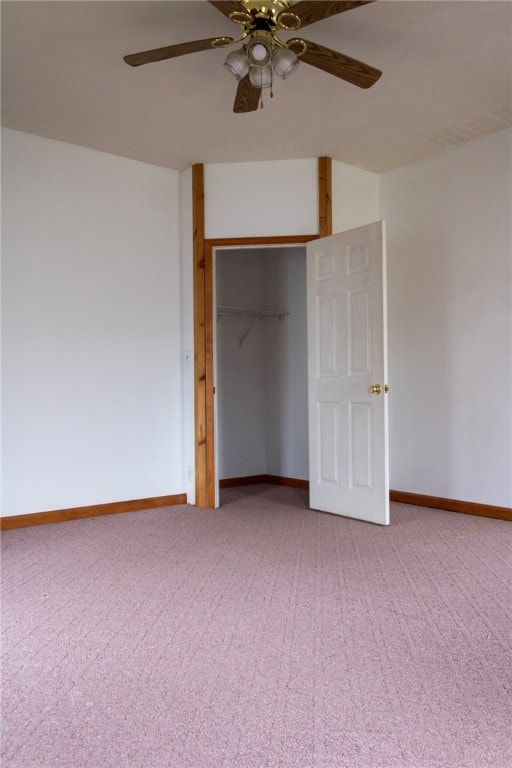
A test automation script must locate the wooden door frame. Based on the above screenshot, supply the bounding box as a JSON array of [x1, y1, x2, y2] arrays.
[[193, 158, 332, 508]]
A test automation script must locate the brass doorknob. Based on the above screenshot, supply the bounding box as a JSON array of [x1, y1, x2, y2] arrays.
[[369, 384, 382, 395]]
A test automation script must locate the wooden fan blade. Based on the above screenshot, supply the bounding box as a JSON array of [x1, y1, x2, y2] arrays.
[[123, 38, 223, 67], [208, 1, 245, 20], [290, 1, 375, 28], [291, 39, 381, 88], [233, 75, 261, 113]]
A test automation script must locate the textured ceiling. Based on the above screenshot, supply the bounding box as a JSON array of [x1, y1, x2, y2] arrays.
[[1, 0, 511, 172]]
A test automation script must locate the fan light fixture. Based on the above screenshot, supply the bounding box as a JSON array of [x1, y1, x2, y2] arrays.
[[272, 46, 299, 79], [224, 49, 250, 80], [247, 39, 272, 66], [219, 1, 304, 103], [224, 36, 299, 92], [249, 62, 273, 89]]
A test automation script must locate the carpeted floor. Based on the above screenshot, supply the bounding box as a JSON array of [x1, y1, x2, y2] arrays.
[[1, 484, 510, 768]]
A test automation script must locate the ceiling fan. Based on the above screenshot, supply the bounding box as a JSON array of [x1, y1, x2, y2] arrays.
[[123, 1, 382, 113]]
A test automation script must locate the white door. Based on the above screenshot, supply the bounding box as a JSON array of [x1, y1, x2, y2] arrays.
[[307, 221, 389, 525]]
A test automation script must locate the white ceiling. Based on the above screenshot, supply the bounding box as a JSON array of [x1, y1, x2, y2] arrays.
[[2, 0, 511, 172]]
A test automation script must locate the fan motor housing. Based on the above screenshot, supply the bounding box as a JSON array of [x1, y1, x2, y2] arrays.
[[233, 1, 301, 33], [241, 1, 290, 18]]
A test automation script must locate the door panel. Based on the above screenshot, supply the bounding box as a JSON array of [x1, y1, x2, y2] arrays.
[[307, 221, 389, 525]]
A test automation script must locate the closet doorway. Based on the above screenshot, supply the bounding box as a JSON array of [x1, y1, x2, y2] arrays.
[[213, 245, 309, 507]]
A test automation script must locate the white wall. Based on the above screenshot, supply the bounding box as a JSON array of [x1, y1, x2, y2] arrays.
[[1, 129, 183, 516], [332, 160, 380, 233], [204, 159, 318, 239], [381, 129, 512, 507], [4, 133, 508, 516], [205, 158, 380, 241]]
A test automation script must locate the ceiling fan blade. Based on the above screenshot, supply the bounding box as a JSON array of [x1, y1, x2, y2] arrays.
[[233, 75, 261, 113], [208, 1, 245, 20], [290, 1, 375, 28], [292, 39, 381, 88], [123, 38, 223, 67]]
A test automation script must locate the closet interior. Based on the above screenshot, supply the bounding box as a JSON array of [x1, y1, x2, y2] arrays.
[[215, 246, 309, 495]]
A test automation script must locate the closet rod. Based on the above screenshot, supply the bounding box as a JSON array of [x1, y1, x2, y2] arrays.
[[217, 306, 290, 322]]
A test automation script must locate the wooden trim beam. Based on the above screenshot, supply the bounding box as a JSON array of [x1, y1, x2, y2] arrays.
[[0, 494, 188, 530], [219, 477, 510, 522], [200, 234, 317, 509], [318, 157, 332, 237], [219, 475, 270, 488], [192, 157, 331, 509], [204, 242, 216, 508], [219, 474, 308, 490], [6, 486, 505, 529], [390, 491, 511, 522], [192, 164, 209, 508], [205, 235, 317, 248]]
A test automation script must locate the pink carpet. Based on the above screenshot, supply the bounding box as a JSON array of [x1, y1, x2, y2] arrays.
[[1, 484, 511, 767]]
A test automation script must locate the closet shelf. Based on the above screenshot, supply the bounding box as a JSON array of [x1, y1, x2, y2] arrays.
[[217, 305, 289, 322]]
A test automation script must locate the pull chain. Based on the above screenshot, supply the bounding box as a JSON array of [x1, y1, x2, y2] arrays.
[[259, 67, 274, 107]]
